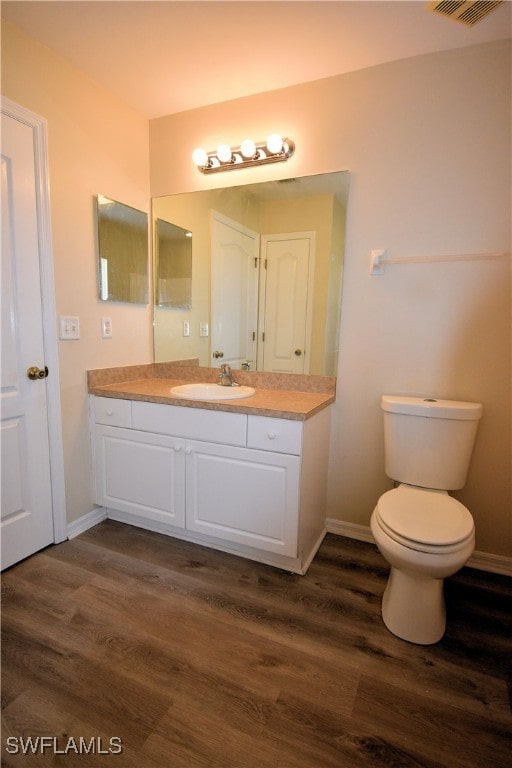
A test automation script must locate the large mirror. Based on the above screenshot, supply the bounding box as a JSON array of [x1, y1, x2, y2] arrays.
[[96, 194, 149, 304], [152, 171, 349, 376]]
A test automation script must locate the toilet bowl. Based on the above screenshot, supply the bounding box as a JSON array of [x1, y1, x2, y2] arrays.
[[371, 484, 475, 644]]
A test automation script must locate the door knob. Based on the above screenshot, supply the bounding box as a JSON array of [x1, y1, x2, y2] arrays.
[[27, 365, 49, 380], [294, 349, 302, 356], [213, 350, 224, 359]]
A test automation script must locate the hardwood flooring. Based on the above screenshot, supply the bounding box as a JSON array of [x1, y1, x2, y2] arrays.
[[2, 521, 511, 767]]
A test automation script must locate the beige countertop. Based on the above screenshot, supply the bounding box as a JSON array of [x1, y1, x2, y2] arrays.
[[88, 364, 335, 421]]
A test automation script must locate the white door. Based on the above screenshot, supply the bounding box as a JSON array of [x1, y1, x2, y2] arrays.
[[1, 102, 64, 569], [258, 233, 315, 374], [210, 212, 259, 369]]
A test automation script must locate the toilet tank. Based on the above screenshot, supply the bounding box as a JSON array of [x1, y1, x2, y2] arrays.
[[382, 396, 482, 490]]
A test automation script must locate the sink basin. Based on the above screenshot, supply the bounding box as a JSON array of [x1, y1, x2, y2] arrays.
[[170, 383, 256, 401]]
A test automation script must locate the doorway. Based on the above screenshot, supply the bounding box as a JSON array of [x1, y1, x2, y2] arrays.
[[1, 97, 66, 569]]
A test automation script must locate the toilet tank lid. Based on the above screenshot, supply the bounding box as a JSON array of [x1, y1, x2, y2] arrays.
[[381, 395, 482, 421]]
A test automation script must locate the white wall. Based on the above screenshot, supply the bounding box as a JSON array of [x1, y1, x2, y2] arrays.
[[2, 22, 152, 523], [150, 41, 511, 557]]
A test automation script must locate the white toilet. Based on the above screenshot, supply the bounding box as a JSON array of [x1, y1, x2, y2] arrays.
[[370, 395, 482, 645]]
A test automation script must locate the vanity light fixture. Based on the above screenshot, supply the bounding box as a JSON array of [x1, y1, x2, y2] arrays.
[[192, 134, 295, 174]]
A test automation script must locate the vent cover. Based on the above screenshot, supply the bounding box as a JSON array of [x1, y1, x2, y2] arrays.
[[426, 1, 503, 26]]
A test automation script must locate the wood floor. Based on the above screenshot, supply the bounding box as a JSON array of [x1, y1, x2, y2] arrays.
[[2, 522, 511, 768]]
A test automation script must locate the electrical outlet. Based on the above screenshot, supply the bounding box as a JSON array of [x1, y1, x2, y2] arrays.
[[101, 317, 113, 339], [183, 321, 190, 337], [59, 316, 80, 340], [199, 322, 209, 338]]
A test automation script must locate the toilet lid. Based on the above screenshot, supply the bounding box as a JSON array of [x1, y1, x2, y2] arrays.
[[377, 486, 474, 547]]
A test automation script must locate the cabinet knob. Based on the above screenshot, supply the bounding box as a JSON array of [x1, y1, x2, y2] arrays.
[[173, 445, 182, 453], [106, 410, 114, 416], [185, 447, 192, 455], [267, 432, 277, 440]]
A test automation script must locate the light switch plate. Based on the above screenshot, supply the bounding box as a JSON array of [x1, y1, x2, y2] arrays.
[[59, 316, 80, 340]]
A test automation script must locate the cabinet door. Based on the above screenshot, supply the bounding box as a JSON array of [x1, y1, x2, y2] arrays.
[[95, 426, 185, 527], [185, 441, 300, 556]]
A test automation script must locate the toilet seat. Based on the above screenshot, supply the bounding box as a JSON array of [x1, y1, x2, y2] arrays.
[[376, 486, 474, 554]]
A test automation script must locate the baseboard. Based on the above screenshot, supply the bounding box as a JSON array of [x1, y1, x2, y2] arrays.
[[467, 550, 512, 577], [67, 506, 107, 539], [326, 518, 375, 543], [325, 518, 512, 577]]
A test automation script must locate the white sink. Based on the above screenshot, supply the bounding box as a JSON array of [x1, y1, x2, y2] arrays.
[[170, 383, 255, 401]]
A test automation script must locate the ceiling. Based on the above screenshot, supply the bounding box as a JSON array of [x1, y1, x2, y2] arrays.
[[2, 1, 510, 119]]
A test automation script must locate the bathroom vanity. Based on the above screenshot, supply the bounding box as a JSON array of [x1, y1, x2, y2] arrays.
[[88, 365, 335, 574]]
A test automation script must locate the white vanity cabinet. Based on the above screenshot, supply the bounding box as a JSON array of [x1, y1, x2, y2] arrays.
[[92, 397, 186, 528], [90, 396, 331, 573], [185, 438, 300, 556]]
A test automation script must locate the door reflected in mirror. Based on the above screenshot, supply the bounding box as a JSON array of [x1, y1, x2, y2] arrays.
[[152, 171, 349, 376], [96, 195, 148, 304]]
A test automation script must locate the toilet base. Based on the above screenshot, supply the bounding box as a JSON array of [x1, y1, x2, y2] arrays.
[[382, 567, 446, 645]]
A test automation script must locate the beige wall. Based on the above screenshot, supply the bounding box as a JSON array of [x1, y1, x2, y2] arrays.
[[2, 21, 510, 559], [1, 22, 152, 523], [150, 41, 511, 557]]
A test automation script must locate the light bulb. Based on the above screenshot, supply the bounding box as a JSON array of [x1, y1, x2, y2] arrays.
[[192, 147, 208, 167], [217, 144, 233, 163], [240, 139, 256, 159], [266, 133, 283, 154]]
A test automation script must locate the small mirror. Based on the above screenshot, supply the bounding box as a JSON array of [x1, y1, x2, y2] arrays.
[[96, 194, 149, 304], [155, 219, 192, 309]]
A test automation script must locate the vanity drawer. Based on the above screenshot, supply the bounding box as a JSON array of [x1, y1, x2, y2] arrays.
[[93, 396, 132, 427], [247, 416, 302, 455], [132, 401, 247, 446]]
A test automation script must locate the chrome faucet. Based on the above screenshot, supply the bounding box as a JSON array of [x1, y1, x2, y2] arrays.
[[218, 364, 239, 386]]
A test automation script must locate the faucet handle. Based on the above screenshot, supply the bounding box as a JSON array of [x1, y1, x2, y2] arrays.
[[218, 363, 237, 386]]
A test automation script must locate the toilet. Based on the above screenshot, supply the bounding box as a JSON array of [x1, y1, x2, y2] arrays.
[[370, 395, 482, 645]]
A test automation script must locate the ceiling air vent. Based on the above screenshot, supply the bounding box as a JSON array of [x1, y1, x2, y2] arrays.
[[426, 1, 503, 26]]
